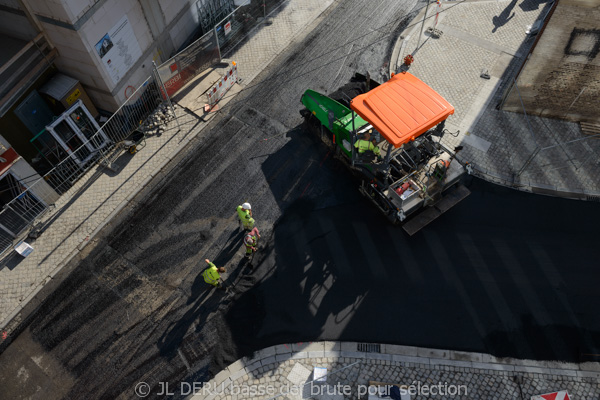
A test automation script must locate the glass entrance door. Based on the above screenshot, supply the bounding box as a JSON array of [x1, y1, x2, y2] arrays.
[[45, 100, 109, 166]]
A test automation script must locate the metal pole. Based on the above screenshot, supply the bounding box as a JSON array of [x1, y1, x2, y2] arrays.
[[383, 143, 393, 177], [214, 25, 222, 62], [498, 76, 516, 110], [351, 110, 356, 167], [416, 0, 431, 52], [152, 61, 181, 131]]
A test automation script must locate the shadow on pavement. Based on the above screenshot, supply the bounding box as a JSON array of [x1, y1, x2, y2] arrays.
[[492, 0, 518, 33]]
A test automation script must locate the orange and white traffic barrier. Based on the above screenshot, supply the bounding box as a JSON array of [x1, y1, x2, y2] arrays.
[[205, 62, 238, 112]]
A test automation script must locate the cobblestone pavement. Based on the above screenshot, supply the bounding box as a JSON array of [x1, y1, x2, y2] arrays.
[[192, 342, 600, 400], [0, 0, 333, 333], [228, 0, 334, 85], [394, 0, 600, 197]]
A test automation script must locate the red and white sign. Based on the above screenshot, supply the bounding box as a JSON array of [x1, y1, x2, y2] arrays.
[[531, 390, 571, 400], [224, 21, 231, 35], [0, 148, 21, 177], [206, 62, 238, 110]]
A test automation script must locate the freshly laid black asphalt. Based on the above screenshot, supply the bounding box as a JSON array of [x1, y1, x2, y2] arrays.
[[1, 0, 599, 398], [230, 174, 600, 363]]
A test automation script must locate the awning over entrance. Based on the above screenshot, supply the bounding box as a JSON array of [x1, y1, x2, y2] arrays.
[[350, 72, 454, 148], [0, 148, 21, 177]]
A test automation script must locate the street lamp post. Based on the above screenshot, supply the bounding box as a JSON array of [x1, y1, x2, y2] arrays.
[[416, 0, 433, 52]]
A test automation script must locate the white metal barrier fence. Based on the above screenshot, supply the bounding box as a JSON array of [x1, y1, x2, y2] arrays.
[[0, 65, 176, 257]]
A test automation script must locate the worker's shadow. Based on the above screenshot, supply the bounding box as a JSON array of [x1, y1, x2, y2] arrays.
[[158, 228, 253, 356], [157, 273, 227, 357], [212, 228, 246, 267], [492, 0, 518, 33], [220, 257, 255, 299]]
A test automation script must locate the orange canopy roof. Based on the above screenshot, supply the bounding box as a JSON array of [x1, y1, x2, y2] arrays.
[[350, 72, 454, 148]]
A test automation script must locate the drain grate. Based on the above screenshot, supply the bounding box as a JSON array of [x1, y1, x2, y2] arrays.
[[587, 195, 600, 202], [357, 343, 381, 353]]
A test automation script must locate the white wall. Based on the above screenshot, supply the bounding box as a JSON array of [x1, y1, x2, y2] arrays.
[[35, 0, 158, 110], [78, 0, 155, 107], [10, 158, 59, 204], [31, 0, 209, 110], [27, 0, 71, 22], [40, 20, 112, 94], [60, 0, 95, 22], [0, 133, 59, 204], [159, 0, 187, 25], [169, 7, 197, 51]]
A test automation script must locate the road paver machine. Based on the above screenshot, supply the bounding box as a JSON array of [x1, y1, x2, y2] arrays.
[[300, 71, 470, 235]]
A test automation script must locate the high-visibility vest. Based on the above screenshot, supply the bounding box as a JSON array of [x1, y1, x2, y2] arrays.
[[245, 234, 257, 247], [354, 140, 380, 155], [202, 263, 220, 286], [237, 205, 255, 227], [236, 205, 250, 220]]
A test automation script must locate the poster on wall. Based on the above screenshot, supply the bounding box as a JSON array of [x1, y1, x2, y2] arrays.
[[94, 16, 142, 85]]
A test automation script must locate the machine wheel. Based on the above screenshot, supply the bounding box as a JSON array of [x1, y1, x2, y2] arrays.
[[128, 145, 137, 154], [304, 113, 336, 150]]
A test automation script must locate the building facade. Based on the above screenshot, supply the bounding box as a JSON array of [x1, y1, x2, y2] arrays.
[[0, 0, 238, 252]]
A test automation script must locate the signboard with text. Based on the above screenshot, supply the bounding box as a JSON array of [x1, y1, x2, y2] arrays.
[[94, 16, 142, 85]]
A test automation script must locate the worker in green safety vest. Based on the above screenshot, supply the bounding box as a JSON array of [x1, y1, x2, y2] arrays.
[[244, 227, 261, 259], [202, 259, 226, 288], [236, 202, 255, 231], [354, 132, 381, 157]]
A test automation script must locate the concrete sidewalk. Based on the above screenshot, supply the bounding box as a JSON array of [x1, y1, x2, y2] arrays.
[[391, 0, 600, 199], [0, 0, 334, 337], [190, 342, 600, 400]]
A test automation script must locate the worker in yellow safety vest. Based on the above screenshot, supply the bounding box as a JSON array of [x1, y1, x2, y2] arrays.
[[202, 259, 226, 288], [354, 132, 381, 157], [244, 227, 261, 259], [236, 202, 255, 231]]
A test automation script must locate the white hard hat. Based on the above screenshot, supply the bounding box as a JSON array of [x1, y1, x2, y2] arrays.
[[244, 235, 254, 245], [242, 202, 251, 210]]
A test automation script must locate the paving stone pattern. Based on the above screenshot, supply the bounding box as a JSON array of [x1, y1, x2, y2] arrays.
[[193, 342, 600, 400], [227, 0, 334, 84], [399, 0, 600, 195]]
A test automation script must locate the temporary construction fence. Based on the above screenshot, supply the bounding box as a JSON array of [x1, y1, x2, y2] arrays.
[[214, 0, 286, 57], [156, 29, 221, 97], [156, 0, 285, 98], [0, 64, 176, 257], [196, 0, 239, 35]]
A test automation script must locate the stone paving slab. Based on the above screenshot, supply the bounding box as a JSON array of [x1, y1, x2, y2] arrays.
[[191, 342, 600, 400], [394, 0, 600, 197]]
